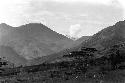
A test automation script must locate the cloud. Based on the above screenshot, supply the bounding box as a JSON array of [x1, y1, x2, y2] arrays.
[[69, 24, 82, 38], [40, 11, 54, 16], [28, 0, 123, 7], [41, 0, 114, 5], [0, 0, 31, 26], [0, 0, 124, 37], [117, 0, 125, 19]]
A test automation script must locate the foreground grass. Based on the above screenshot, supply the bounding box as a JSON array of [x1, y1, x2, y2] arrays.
[[0, 68, 125, 83]]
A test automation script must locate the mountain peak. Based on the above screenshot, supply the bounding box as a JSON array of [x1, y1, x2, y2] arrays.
[[115, 20, 125, 25], [21, 23, 45, 27], [0, 23, 8, 25], [79, 20, 125, 50], [0, 23, 11, 27], [0, 22, 73, 61]]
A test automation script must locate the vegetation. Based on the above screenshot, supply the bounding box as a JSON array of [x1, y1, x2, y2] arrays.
[[1, 44, 125, 83]]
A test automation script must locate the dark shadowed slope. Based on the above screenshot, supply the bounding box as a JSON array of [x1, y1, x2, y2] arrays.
[[0, 23, 74, 59], [80, 20, 125, 50], [0, 46, 27, 66]]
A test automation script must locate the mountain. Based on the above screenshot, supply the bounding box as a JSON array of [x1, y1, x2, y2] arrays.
[[29, 36, 91, 65], [1, 21, 125, 83], [29, 20, 125, 65], [75, 36, 91, 45], [80, 20, 125, 50], [0, 23, 74, 60], [0, 46, 27, 66]]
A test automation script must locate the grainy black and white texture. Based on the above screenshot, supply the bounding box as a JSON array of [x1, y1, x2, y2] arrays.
[[0, 0, 125, 83]]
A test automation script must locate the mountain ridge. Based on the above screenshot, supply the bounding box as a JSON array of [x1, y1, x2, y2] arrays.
[[29, 20, 125, 65], [0, 23, 74, 61], [80, 20, 125, 50]]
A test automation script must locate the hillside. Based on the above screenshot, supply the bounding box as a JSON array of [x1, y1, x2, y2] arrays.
[[30, 20, 125, 65], [0, 46, 27, 66], [1, 43, 125, 83], [0, 23, 74, 60], [1, 21, 125, 83], [74, 36, 91, 46], [80, 20, 125, 50]]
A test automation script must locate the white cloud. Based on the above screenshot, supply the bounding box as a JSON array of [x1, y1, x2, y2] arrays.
[[28, 0, 124, 7], [0, 0, 124, 37], [40, 11, 54, 16], [0, 0, 31, 25], [117, 0, 125, 19], [42, 0, 113, 5], [33, 0, 125, 18], [69, 24, 82, 38]]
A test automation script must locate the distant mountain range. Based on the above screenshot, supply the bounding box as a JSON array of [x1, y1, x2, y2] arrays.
[[2, 20, 125, 66], [0, 23, 74, 60], [1, 22, 125, 83], [80, 20, 125, 50], [0, 23, 90, 66], [30, 20, 125, 65], [1, 21, 125, 83]]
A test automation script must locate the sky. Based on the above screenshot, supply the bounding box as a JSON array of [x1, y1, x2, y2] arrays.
[[0, 0, 125, 38]]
